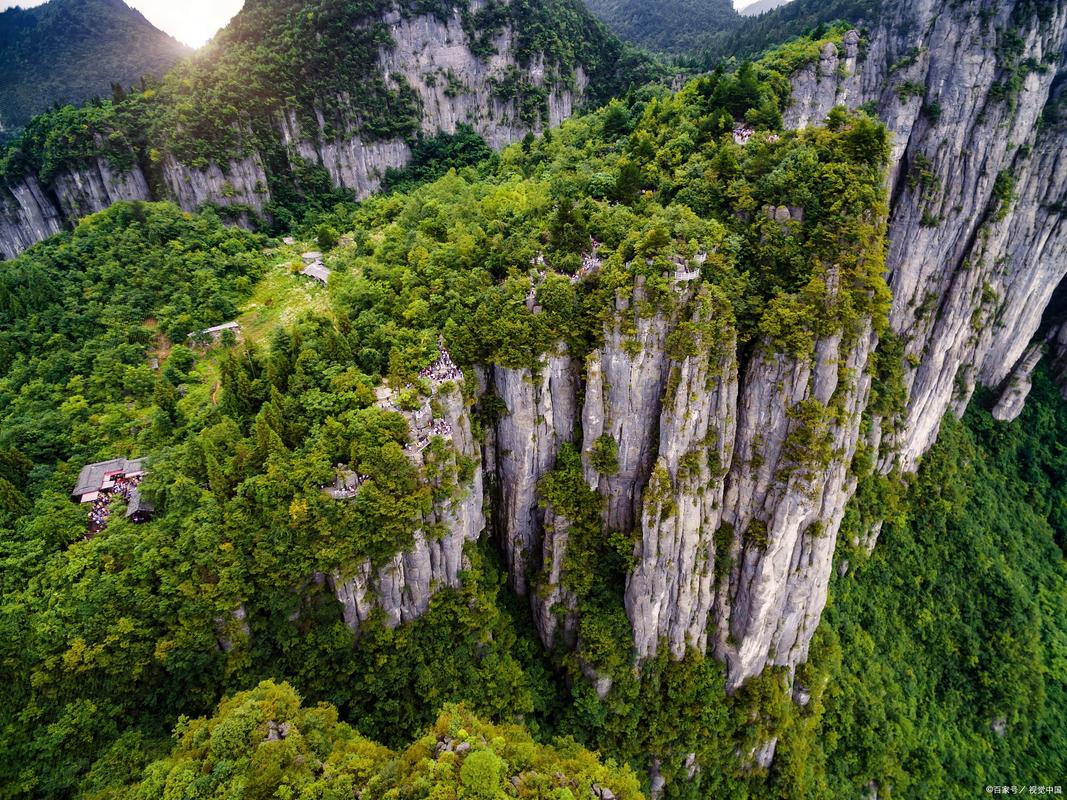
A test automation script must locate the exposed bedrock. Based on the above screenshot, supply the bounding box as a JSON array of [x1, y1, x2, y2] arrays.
[[788, 0, 1067, 468], [0, 6, 590, 257], [329, 380, 483, 631], [581, 277, 688, 533], [484, 350, 581, 650], [625, 288, 738, 662]]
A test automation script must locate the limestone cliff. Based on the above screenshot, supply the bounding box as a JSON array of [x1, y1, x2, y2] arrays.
[[0, 1, 606, 259], [481, 0, 1066, 698], [6, 0, 1058, 739], [329, 374, 484, 632], [784, 0, 1067, 469], [639, 0, 1066, 689]]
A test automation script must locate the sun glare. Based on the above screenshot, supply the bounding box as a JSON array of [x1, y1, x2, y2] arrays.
[[130, 0, 245, 49]]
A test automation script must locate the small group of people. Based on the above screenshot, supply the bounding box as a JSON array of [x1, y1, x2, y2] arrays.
[[87, 474, 141, 535], [429, 419, 453, 437], [419, 346, 461, 384], [732, 125, 780, 146], [404, 436, 432, 453], [402, 415, 456, 455], [322, 467, 371, 500], [571, 254, 602, 285], [732, 124, 756, 145]]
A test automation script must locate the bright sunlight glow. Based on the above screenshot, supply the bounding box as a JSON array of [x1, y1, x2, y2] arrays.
[[0, 0, 246, 48]]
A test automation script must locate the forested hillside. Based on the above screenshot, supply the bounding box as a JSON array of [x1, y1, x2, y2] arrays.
[[1, 35, 877, 794], [0, 0, 657, 257], [696, 0, 882, 65], [1, 0, 1065, 797], [581, 0, 741, 53], [0, 0, 189, 140], [809, 370, 1067, 796], [576, 0, 881, 64], [1, 19, 1063, 794]]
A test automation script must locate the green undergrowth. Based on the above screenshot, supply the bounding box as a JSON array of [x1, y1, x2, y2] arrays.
[[0, 32, 930, 800]]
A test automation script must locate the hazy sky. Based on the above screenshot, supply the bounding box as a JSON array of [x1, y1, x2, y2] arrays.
[[1, 0, 245, 48]]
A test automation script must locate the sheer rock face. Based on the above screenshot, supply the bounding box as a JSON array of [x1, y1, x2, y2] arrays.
[[480, 269, 878, 689], [161, 154, 270, 220], [696, 0, 1066, 685], [330, 380, 483, 631], [0, 152, 273, 257], [482, 2, 1066, 693], [50, 157, 152, 221], [582, 278, 687, 532], [535, 505, 580, 650], [713, 327, 875, 685], [625, 290, 739, 662], [782, 30, 863, 130], [380, 8, 587, 150], [788, 1, 1067, 469], [992, 342, 1044, 421], [714, 0, 1066, 683], [487, 351, 579, 646], [616, 276, 875, 687], [0, 175, 68, 259], [0, 8, 591, 257]]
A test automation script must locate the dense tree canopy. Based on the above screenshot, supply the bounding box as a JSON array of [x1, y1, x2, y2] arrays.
[[0, 22, 1061, 800], [122, 680, 643, 800]]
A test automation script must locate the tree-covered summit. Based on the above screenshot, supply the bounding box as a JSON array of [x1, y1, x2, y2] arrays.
[[119, 680, 643, 800], [0, 0, 190, 142]]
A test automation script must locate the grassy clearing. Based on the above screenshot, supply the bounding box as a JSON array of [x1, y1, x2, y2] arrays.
[[181, 244, 337, 408], [239, 249, 335, 344]]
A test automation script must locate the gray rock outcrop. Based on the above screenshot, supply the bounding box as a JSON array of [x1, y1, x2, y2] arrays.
[[992, 342, 1045, 421], [329, 377, 483, 631], [0, 5, 595, 258], [689, 0, 1067, 686], [798, 1, 1067, 469], [473, 0, 1066, 699], [625, 286, 738, 661]]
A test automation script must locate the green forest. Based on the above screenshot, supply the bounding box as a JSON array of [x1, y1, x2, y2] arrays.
[[0, 0, 189, 141], [0, 4, 1064, 800], [580, 0, 741, 53]]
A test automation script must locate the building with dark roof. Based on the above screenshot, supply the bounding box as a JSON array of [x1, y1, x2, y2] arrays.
[[300, 263, 331, 285], [125, 487, 155, 523], [72, 457, 146, 502]]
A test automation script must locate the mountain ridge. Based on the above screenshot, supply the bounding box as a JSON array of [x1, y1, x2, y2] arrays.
[[0, 0, 190, 137], [0, 0, 653, 257], [582, 0, 742, 52], [739, 0, 794, 16]]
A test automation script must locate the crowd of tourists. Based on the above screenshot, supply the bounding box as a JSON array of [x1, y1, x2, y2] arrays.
[[87, 474, 142, 535]]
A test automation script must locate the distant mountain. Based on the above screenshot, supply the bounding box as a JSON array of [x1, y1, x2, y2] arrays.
[[0, 0, 190, 137], [698, 0, 882, 65], [582, 0, 741, 52], [738, 0, 794, 16]]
